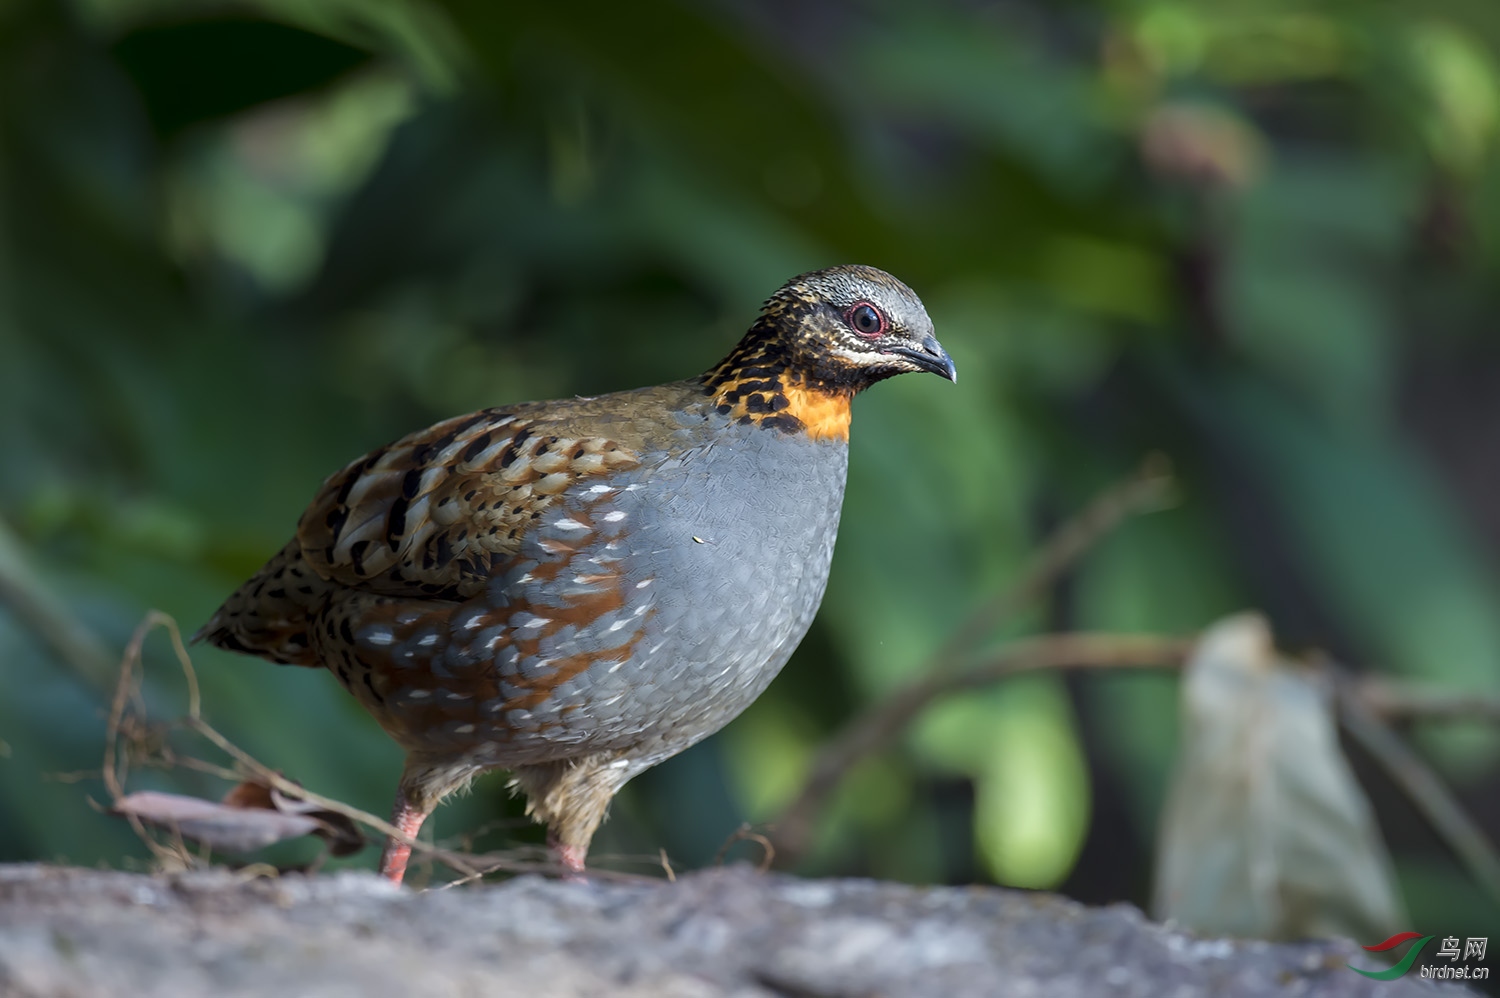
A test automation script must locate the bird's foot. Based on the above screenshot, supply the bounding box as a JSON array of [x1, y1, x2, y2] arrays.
[[547, 835, 588, 883], [379, 791, 431, 886]]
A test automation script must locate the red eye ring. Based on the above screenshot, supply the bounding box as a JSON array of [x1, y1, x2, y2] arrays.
[[846, 302, 886, 338]]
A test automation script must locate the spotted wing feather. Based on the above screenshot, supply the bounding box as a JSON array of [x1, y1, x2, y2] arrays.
[[298, 408, 641, 599]]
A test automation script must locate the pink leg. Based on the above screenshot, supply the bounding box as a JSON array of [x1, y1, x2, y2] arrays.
[[547, 828, 588, 881], [379, 790, 430, 885]]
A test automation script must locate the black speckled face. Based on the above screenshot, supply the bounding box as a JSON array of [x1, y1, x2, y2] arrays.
[[701, 265, 956, 436], [761, 265, 957, 389]]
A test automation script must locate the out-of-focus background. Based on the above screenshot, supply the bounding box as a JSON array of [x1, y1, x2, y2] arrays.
[[2, 0, 1498, 956]]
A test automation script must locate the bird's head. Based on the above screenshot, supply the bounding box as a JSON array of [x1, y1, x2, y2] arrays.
[[703, 265, 955, 439], [754, 265, 957, 391]]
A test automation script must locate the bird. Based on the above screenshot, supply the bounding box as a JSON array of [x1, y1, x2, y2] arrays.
[[196, 264, 955, 884]]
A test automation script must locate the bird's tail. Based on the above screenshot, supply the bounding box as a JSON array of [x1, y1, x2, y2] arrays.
[[194, 540, 326, 667]]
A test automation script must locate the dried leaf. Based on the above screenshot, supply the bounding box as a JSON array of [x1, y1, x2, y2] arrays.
[[220, 779, 276, 811], [113, 790, 324, 854], [265, 787, 365, 857], [114, 783, 365, 857], [1151, 613, 1404, 941], [222, 779, 365, 857]]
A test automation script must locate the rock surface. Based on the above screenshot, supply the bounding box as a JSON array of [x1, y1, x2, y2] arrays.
[[0, 864, 1473, 997]]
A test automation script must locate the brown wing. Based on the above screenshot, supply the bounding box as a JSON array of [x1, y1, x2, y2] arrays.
[[297, 407, 642, 599]]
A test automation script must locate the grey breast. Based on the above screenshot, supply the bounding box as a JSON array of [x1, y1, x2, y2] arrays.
[[474, 405, 850, 767]]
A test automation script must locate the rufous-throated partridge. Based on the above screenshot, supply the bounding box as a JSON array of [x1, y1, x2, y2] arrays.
[[198, 265, 956, 883]]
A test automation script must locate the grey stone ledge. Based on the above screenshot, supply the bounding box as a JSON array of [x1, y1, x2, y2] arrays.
[[0, 863, 1475, 998]]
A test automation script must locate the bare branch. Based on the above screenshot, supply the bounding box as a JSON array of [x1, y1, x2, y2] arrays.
[[765, 460, 1178, 867], [104, 612, 193, 867], [714, 822, 776, 873], [770, 633, 1192, 865], [105, 611, 659, 887], [0, 515, 117, 689], [1353, 678, 1500, 725], [924, 457, 1176, 679], [1334, 673, 1500, 907]]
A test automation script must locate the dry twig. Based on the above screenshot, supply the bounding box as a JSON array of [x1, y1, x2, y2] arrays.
[[1333, 670, 1500, 907], [0, 515, 118, 689], [714, 822, 777, 873], [84, 563, 1500, 899], [101, 612, 642, 886], [769, 462, 1178, 864], [769, 633, 1191, 864], [922, 457, 1175, 681], [103, 612, 196, 868], [1354, 679, 1500, 725]]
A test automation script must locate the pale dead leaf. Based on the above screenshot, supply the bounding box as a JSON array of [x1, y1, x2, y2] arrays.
[[113, 790, 325, 854], [114, 783, 365, 857], [1151, 613, 1404, 941], [221, 779, 365, 856]]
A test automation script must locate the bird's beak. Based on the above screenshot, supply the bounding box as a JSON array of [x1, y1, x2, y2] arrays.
[[889, 334, 957, 383]]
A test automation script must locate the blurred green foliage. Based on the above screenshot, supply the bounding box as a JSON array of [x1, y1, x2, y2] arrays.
[[2, 0, 1498, 942]]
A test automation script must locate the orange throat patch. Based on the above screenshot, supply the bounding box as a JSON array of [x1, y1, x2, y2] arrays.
[[778, 381, 852, 441], [710, 375, 852, 442]]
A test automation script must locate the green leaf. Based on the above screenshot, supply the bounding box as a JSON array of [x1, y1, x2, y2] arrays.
[[916, 678, 1091, 890]]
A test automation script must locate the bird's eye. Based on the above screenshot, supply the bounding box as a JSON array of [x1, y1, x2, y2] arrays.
[[848, 303, 885, 338]]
